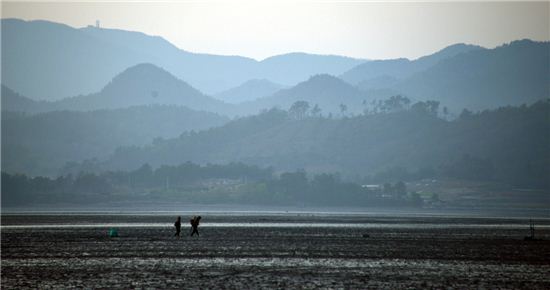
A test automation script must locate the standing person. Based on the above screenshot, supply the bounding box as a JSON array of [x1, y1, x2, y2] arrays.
[[190, 216, 201, 237], [174, 216, 181, 238]]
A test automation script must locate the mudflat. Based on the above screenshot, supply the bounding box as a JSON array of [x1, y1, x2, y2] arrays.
[[2, 214, 550, 289]]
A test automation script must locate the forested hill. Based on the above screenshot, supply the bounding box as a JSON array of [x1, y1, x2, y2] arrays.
[[340, 43, 482, 84], [1, 105, 229, 176], [0, 85, 42, 113], [1, 64, 235, 115], [49, 63, 234, 114], [104, 100, 549, 189], [344, 40, 550, 111], [238, 74, 368, 116]]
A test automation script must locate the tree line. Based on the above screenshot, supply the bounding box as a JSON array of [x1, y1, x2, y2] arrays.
[[287, 95, 445, 120], [1, 162, 422, 208]]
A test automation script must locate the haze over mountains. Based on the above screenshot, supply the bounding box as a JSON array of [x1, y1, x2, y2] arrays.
[[214, 79, 285, 104], [1, 18, 363, 100], [2, 64, 234, 115], [3, 18, 548, 116], [345, 40, 550, 111], [340, 43, 483, 84], [238, 74, 368, 116], [1, 18, 549, 193], [2, 105, 228, 176], [4, 38, 547, 117], [51, 64, 233, 114], [104, 101, 550, 189]]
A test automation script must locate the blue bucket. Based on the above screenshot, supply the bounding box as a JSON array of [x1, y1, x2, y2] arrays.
[[108, 228, 118, 237]]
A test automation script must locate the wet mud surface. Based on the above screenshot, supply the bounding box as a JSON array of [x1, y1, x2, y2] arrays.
[[2, 215, 550, 289]]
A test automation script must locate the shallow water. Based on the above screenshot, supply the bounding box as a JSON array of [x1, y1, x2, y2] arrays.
[[4, 222, 550, 229]]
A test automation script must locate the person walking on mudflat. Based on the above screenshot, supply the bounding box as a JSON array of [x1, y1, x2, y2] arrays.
[[174, 216, 181, 238], [190, 216, 201, 237]]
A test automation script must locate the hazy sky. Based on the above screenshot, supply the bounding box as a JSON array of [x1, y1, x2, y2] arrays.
[[2, 1, 549, 60]]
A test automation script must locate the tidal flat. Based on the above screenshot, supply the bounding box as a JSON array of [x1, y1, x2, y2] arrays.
[[2, 214, 550, 289]]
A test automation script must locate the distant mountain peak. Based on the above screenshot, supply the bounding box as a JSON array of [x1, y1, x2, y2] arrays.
[[504, 38, 549, 49], [121, 62, 168, 73], [46, 62, 236, 115], [508, 38, 541, 45], [301, 74, 349, 86], [101, 63, 189, 93], [417, 43, 484, 62], [432, 43, 483, 53], [260, 52, 362, 63], [214, 78, 284, 104], [111, 63, 172, 80], [3, 18, 365, 99], [242, 78, 282, 86], [238, 73, 367, 115], [341, 42, 485, 85]]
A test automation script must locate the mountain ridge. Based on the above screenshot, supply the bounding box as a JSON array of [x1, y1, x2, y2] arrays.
[[340, 43, 483, 85], [214, 79, 285, 104], [238, 74, 369, 116], [391, 39, 550, 110], [100, 100, 550, 190], [1, 104, 229, 176], [342, 39, 549, 111], [2, 18, 364, 100], [1, 63, 236, 115]]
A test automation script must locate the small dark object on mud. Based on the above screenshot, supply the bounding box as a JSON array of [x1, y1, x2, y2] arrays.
[[362, 234, 370, 238], [108, 228, 118, 237]]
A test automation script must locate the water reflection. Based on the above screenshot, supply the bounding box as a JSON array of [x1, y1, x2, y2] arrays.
[[2, 222, 549, 229]]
